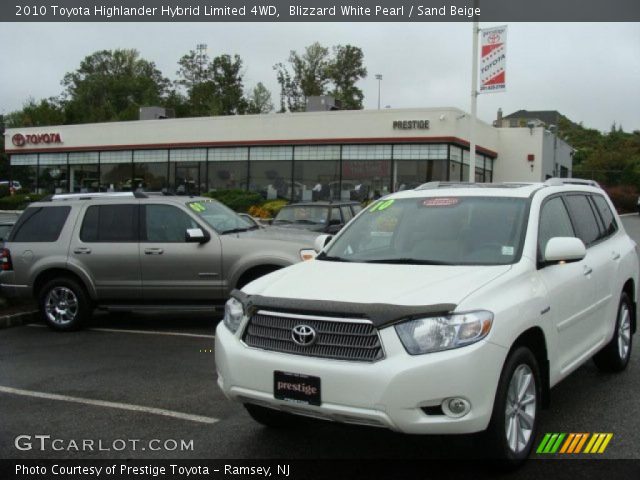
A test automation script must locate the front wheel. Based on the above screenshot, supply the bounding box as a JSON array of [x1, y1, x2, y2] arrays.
[[593, 292, 633, 372], [39, 277, 92, 331], [483, 347, 541, 467]]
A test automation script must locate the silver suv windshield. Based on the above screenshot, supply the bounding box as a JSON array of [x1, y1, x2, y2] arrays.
[[187, 200, 256, 234], [273, 206, 329, 225], [320, 196, 528, 265]]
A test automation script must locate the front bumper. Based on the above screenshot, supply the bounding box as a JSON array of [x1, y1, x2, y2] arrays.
[[215, 322, 508, 435]]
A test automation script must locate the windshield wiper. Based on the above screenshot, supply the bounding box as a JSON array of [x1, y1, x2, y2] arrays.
[[273, 219, 292, 224], [294, 219, 321, 224], [316, 253, 352, 262], [221, 225, 259, 235], [363, 258, 451, 265]]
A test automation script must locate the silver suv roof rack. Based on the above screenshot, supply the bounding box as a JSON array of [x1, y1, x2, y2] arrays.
[[44, 192, 148, 201], [544, 178, 601, 188]]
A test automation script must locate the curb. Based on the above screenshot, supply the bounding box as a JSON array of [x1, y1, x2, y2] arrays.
[[0, 310, 39, 329]]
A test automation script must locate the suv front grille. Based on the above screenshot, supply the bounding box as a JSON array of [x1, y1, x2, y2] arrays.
[[243, 310, 384, 362]]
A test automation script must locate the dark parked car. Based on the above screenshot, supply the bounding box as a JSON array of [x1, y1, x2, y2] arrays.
[[272, 201, 362, 234]]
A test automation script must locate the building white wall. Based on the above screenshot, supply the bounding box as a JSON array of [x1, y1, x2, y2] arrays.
[[4, 107, 500, 155]]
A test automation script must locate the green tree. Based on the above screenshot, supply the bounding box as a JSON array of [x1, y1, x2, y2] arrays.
[[61, 49, 170, 123], [4, 98, 66, 127], [275, 42, 366, 112], [327, 45, 367, 110], [246, 83, 274, 114], [175, 49, 248, 116]]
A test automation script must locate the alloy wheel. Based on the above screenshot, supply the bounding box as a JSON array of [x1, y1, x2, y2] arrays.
[[44, 286, 79, 326], [504, 364, 537, 454]]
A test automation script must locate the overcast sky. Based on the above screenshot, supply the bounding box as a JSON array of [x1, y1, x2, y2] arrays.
[[1, 22, 638, 132]]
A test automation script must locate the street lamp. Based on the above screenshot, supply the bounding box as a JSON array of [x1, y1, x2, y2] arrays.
[[375, 74, 383, 110]]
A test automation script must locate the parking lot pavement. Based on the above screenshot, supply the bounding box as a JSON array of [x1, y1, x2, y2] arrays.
[[1, 216, 640, 462]]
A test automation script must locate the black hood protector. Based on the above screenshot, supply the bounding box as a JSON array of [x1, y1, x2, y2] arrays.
[[230, 289, 456, 329]]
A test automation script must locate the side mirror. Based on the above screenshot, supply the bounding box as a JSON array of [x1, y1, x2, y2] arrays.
[[314, 234, 333, 253], [544, 237, 586, 264], [186, 228, 210, 244]]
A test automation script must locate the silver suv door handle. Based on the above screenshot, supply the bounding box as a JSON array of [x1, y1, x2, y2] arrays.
[[144, 248, 164, 255], [612, 252, 621, 260], [583, 265, 593, 276], [73, 247, 91, 254]]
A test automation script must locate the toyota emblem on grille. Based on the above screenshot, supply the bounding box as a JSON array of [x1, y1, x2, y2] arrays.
[[291, 324, 317, 347]]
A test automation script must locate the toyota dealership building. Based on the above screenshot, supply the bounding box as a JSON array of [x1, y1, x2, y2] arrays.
[[3, 107, 573, 200]]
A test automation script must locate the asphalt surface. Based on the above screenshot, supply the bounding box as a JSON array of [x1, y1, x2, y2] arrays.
[[1, 215, 639, 471]]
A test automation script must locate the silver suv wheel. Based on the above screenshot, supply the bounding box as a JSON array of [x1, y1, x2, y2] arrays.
[[618, 302, 631, 361], [44, 286, 79, 326], [505, 364, 537, 454]]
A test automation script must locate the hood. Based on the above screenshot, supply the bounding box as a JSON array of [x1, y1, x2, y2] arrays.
[[227, 226, 319, 246], [243, 259, 512, 319]]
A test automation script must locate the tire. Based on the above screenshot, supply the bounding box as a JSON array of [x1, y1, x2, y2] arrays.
[[38, 277, 92, 331], [593, 292, 633, 372], [244, 404, 303, 428], [483, 347, 542, 467]]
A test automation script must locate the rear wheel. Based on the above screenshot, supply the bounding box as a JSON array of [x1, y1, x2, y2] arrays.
[[244, 404, 303, 428], [39, 277, 91, 331], [593, 292, 633, 372], [483, 347, 541, 467]]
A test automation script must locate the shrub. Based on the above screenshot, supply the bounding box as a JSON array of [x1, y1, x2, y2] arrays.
[[0, 193, 46, 211], [603, 184, 637, 214], [260, 199, 289, 217], [0, 185, 10, 198], [203, 189, 263, 213]]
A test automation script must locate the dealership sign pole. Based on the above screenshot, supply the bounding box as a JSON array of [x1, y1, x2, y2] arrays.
[[470, 22, 507, 182]]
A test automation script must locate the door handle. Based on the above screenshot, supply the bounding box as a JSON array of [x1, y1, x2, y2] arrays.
[[612, 252, 621, 260], [583, 265, 593, 276], [73, 247, 91, 254], [144, 248, 164, 255]]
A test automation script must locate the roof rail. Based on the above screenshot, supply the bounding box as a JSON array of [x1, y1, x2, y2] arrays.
[[48, 192, 148, 201], [544, 178, 601, 188]]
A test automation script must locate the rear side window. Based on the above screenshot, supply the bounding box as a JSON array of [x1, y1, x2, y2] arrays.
[[538, 197, 575, 255], [591, 195, 618, 238], [563, 194, 601, 247], [341, 206, 353, 222], [331, 207, 342, 222], [10, 206, 70, 242], [80, 205, 138, 242]]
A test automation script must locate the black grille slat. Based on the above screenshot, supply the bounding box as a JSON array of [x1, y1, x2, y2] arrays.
[[243, 312, 384, 362]]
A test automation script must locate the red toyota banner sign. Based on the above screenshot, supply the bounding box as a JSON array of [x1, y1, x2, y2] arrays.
[[480, 25, 507, 93]]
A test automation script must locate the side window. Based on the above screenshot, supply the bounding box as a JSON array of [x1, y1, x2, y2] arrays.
[[330, 207, 342, 223], [563, 194, 602, 247], [591, 195, 618, 238], [144, 205, 198, 242], [341, 206, 353, 222], [10, 206, 70, 242], [352, 204, 363, 215], [80, 205, 138, 242], [538, 197, 575, 255]]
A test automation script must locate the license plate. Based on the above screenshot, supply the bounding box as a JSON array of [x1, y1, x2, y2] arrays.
[[274, 371, 321, 406]]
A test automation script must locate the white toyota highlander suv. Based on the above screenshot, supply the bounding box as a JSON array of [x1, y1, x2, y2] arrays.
[[215, 179, 637, 464]]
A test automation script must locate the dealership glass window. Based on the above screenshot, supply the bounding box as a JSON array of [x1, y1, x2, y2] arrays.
[[394, 161, 428, 190], [341, 145, 392, 201], [249, 147, 293, 200], [10, 154, 38, 192], [449, 161, 462, 181], [208, 148, 249, 192], [462, 150, 470, 181], [38, 153, 68, 194], [450, 146, 462, 163], [99, 151, 132, 192], [293, 146, 340, 201], [485, 158, 494, 182], [134, 150, 169, 191], [393, 144, 448, 160], [69, 152, 99, 193], [475, 156, 485, 182]]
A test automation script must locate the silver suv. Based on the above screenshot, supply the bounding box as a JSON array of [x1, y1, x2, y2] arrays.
[[0, 192, 318, 331]]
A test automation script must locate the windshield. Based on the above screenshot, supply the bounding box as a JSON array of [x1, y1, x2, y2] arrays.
[[320, 196, 528, 265], [187, 200, 256, 234], [273, 206, 329, 225]]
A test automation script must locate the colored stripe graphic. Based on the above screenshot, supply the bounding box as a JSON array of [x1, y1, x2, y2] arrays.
[[537, 433, 613, 454]]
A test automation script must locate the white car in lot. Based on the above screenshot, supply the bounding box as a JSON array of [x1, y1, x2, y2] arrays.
[[215, 179, 637, 465]]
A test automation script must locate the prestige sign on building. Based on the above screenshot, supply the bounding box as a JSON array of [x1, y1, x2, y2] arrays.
[[480, 25, 507, 93]]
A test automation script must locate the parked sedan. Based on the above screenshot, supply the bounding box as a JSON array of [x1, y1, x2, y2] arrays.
[[272, 202, 362, 234]]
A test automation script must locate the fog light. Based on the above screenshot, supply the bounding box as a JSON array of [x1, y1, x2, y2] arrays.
[[441, 397, 471, 418]]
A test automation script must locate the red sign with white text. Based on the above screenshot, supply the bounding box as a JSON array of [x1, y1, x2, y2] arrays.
[[480, 25, 507, 93]]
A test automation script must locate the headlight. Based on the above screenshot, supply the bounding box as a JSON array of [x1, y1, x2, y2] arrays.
[[300, 249, 316, 261], [223, 297, 245, 334], [395, 310, 493, 355]]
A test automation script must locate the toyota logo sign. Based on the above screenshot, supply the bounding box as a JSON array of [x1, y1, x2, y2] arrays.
[[291, 324, 317, 347], [12, 134, 26, 147]]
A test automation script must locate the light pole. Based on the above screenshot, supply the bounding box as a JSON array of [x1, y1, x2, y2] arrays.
[[375, 74, 383, 110]]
